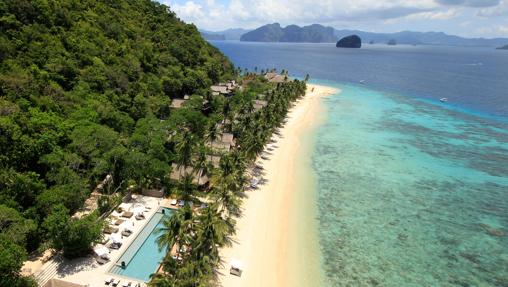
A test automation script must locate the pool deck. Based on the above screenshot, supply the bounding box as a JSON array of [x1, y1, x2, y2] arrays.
[[34, 196, 169, 287]]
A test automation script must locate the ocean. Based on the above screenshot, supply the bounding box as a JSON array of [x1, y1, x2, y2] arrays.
[[211, 41, 508, 286]]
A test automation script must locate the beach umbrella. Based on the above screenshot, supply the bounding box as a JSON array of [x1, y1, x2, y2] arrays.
[[119, 202, 132, 211], [133, 204, 145, 215], [119, 221, 133, 232], [94, 245, 110, 258], [110, 233, 122, 244]]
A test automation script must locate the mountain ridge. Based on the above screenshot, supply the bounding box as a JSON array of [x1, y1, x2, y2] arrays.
[[200, 28, 251, 40], [204, 23, 508, 47]]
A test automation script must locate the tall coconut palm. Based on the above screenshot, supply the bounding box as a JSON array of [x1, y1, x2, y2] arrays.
[[155, 204, 194, 255], [193, 205, 233, 262], [174, 129, 195, 169]]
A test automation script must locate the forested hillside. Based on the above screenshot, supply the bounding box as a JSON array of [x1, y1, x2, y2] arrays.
[[0, 0, 233, 285]]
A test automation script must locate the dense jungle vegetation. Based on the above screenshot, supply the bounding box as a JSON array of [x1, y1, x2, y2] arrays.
[[0, 0, 307, 286]]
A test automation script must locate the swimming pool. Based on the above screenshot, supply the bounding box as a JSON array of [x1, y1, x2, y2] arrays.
[[109, 207, 174, 282]]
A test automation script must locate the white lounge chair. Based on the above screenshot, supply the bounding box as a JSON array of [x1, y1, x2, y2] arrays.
[[230, 259, 243, 277], [105, 277, 114, 285], [112, 279, 121, 287]]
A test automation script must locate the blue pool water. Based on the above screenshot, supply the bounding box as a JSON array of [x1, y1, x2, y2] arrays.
[[110, 208, 173, 282]]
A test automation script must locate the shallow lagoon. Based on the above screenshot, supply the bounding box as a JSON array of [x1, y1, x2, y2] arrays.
[[313, 83, 508, 286]]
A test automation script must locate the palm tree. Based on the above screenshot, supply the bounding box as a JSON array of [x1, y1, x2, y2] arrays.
[[205, 121, 221, 144], [174, 129, 196, 169], [155, 204, 194, 255], [193, 205, 233, 261]]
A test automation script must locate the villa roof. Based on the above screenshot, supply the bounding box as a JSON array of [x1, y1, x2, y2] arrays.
[[207, 140, 231, 152], [265, 73, 277, 80], [206, 155, 221, 168], [253, 100, 268, 111], [170, 99, 187, 108], [211, 85, 229, 94], [221, 133, 235, 144], [265, 73, 287, 83], [170, 163, 209, 186]]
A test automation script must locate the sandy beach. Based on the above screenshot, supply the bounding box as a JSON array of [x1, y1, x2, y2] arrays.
[[218, 84, 338, 287]]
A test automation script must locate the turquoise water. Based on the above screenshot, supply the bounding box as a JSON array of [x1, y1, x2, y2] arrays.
[[210, 41, 508, 286], [313, 83, 508, 286], [110, 208, 173, 282]]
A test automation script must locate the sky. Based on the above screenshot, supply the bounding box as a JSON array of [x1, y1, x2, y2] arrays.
[[159, 0, 508, 38]]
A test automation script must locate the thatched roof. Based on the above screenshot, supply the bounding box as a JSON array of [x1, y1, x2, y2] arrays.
[[206, 155, 221, 168], [170, 163, 209, 186], [207, 140, 231, 152], [253, 100, 268, 111], [221, 133, 235, 145], [170, 99, 187, 108], [264, 73, 287, 83], [211, 85, 229, 94]]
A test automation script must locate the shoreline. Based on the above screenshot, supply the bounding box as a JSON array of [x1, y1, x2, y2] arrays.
[[218, 83, 338, 287]]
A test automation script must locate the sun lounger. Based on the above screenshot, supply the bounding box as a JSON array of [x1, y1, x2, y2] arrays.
[[96, 257, 109, 265], [171, 199, 177, 205], [230, 259, 243, 277], [114, 219, 125, 226], [135, 213, 145, 220], [104, 226, 119, 234], [112, 279, 120, 287], [109, 244, 119, 250], [121, 230, 132, 237], [122, 211, 133, 218], [105, 277, 114, 285], [122, 282, 132, 287]]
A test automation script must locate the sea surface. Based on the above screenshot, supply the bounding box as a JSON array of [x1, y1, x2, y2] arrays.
[[211, 41, 508, 286]]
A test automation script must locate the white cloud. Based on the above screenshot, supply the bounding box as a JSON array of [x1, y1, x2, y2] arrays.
[[171, 1, 205, 19], [477, 0, 508, 16], [159, 0, 508, 37], [406, 8, 460, 19], [162, 0, 439, 30], [474, 25, 508, 36]]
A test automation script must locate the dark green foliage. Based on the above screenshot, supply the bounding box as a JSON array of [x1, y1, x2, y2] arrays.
[[59, 213, 103, 258], [97, 195, 111, 215], [0, 0, 233, 278], [0, 237, 27, 287]]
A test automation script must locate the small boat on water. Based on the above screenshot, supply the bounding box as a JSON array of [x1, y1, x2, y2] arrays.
[[359, 80, 366, 84], [440, 98, 448, 103]]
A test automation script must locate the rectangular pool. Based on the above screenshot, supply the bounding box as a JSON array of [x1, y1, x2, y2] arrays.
[[109, 207, 174, 282]]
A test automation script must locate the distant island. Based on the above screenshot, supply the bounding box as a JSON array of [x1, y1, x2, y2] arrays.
[[200, 28, 251, 40], [200, 31, 225, 41], [240, 23, 336, 43], [336, 35, 362, 48], [202, 23, 508, 47], [497, 45, 508, 50]]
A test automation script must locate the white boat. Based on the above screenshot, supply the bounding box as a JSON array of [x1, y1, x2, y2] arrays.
[[440, 98, 448, 103], [359, 80, 366, 84]]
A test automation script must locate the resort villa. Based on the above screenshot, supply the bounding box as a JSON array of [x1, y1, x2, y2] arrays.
[[211, 80, 239, 96], [169, 163, 210, 186], [264, 72, 288, 83], [253, 99, 268, 112]]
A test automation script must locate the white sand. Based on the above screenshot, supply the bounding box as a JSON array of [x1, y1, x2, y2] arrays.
[[218, 84, 338, 287]]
